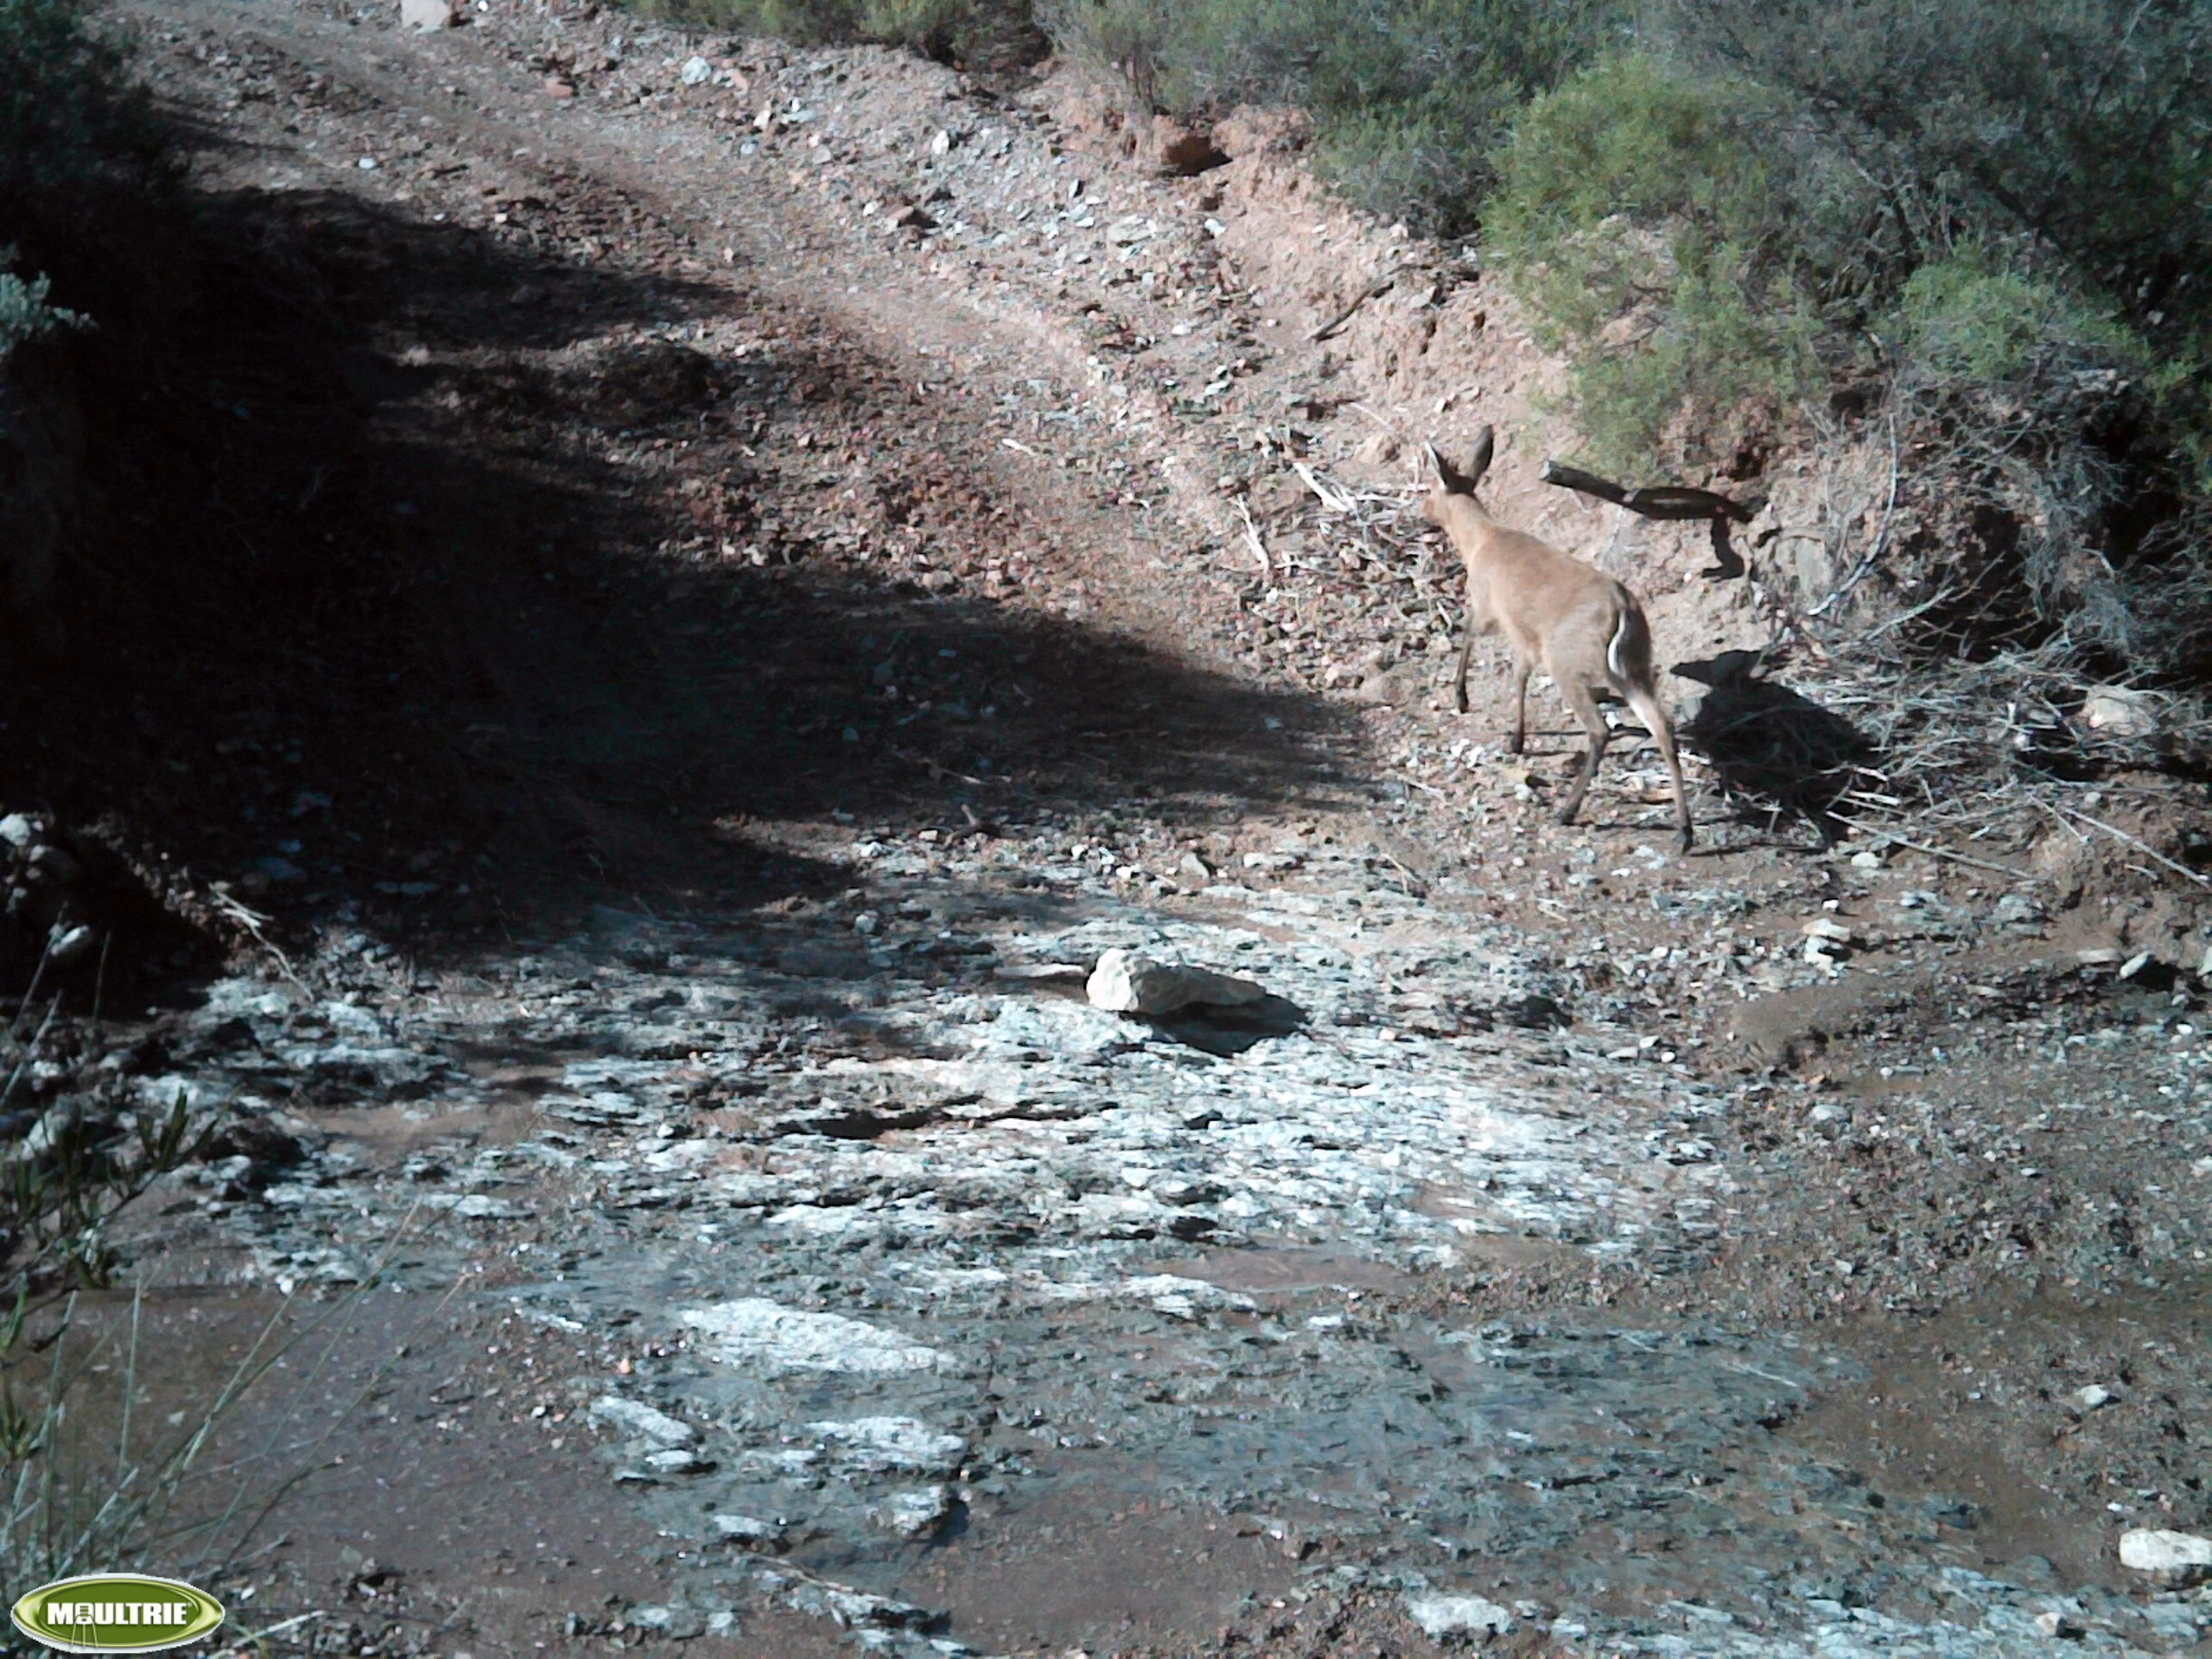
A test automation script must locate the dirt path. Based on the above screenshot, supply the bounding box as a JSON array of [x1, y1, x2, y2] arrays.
[[8, 0, 2209, 1654]]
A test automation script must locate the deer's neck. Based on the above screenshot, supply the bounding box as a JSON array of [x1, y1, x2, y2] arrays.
[[1438, 493, 1503, 551]]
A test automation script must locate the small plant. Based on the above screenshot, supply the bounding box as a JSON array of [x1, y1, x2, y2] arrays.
[[0, 266, 87, 359]]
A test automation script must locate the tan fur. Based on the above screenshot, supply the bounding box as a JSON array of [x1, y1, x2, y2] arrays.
[[1424, 429, 1693, 851]]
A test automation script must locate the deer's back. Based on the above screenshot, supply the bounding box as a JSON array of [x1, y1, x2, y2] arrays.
[[1446, 510, 1629, 632]]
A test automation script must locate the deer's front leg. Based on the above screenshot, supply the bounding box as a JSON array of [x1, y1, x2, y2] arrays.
[[1453, 629, 1478, 715]]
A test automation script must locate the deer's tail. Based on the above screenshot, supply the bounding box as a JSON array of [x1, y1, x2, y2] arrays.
[[1605, 597, 1655, 690]]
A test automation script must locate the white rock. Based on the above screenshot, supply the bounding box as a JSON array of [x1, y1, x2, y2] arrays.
[[0, 813, 35, 849], [1801, 918, 1853, 943], [420, 1192, 529, 1219], [398, 0, 455, 29], [680, 1299, 950, 1375], [1403, 1592, 1516, 1640], [680, 54, 713, 85], [2120, 950, 2152, 979], [2119, 1527, 2212, 1586], [868, 1484, 952, 1538], [1086, 948, 1265, 1015], [804, 1415, 965, 1473], [589, 1395, 696, 1447], [48, 925, 98, 967], [710, 1513, 784, 1546], [2071, 1383, 2121, 1412], [644, 1447, 704, 1474], [2082, 685, 2158, 738], [1117, 1274, 1255, 1318]]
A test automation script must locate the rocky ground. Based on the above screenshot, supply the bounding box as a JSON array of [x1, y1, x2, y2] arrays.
[[2, 0, 2209, 1654]]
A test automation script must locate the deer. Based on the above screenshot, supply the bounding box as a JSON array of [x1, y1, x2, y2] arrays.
[[1422, 426, 1694, 852]]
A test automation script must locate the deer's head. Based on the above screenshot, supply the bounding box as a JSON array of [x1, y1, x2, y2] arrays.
[[1421, 426, 1496, 524]]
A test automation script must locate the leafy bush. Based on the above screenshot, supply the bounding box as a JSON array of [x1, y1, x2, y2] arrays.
[[0, 0, 169, 207], [1891, 251, 2143, 390], [1484, 52, 1823, 468], [1044, 0, 1622, 234], [643, 0, 1041, 63], [1665, 0, 2212, 494], [1668, 0, 2212, 344], [0, 269, 87, 360]]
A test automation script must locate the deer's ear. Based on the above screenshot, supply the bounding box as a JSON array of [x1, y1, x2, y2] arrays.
[[1424, 441, 1467, 494], [1465, 424, 1496, 487]]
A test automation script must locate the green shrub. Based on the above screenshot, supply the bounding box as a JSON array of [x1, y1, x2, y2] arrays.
[[1891, 251, 2142, 390], [0, 268, 86, 359], [0, 0, 169, 206], [1485, 52, 1823, 469], [644, 0, 1039, 60], [1043, 0, 1621, 234], [1667, 0, 2212, 347]]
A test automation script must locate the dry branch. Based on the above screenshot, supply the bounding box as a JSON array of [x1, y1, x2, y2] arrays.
[[1539, 460, 1758, 524], [1308, 269, 1405, 342]]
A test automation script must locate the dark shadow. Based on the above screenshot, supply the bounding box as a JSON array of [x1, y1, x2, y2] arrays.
[[1139, 993, 1308, 1057], [5, 175, 1361, 983], [1673, 652, 1877, 848]]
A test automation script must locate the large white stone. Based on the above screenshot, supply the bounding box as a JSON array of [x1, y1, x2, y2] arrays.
[[1403, 1592, 1515, 1640], [868, 1485, 952, 1538], [681, 1299, 950, 1375], [1086, 947, 1265, 1015], [588, 1395, 696, 1447], [804, 1415, 966, 1474], [2119, 1527, 2212, 1586]]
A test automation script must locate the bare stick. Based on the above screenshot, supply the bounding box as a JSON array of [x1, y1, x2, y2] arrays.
[[2047, 799, 2212, 892], [1833, 817, 2033, 880], [1539, 460, 1757, 524], [1233, 497, 1269, 576], [1308, 269, 1404, 342]]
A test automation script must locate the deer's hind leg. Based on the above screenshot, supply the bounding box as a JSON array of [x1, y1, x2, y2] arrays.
[[1505, 658, 1533, 754], [1552, 677, 1611, 825]]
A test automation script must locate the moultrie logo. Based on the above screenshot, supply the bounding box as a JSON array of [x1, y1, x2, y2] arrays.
[[9, 1574, 226, 1654]]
